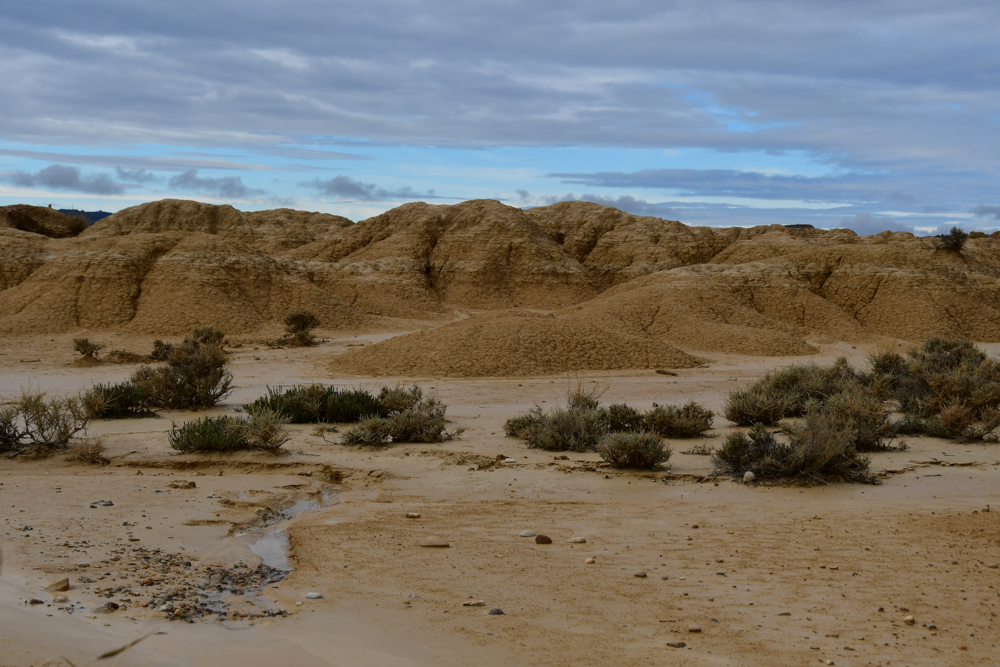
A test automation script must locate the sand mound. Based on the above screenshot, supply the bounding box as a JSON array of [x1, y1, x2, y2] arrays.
[[0, 205, 87, 238], [85, 199, 354, 253], [331, 310, 704, 377]]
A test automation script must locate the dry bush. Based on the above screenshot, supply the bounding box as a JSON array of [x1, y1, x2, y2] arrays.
[[377, 384, 423, 413], [713, 416, 876, 484], [566, 382, 605, 411], [239, 408, 292, 451], [284, 310, 320, 334], [938, 226, 969, 252], [69, 437, 110, 465], [132, 331, 233, 410], [521, 407, 607, 451], [168, 411, 290, 454], [82, 382, 152, 419], [822, 387, 892, 452], [723, 385, 793, 426], [503, 406, 546, 437], [0, 391, 89, 454], [645, 401, 714, 438], [605, 403, 645, 432], [341, 415, 394, 446], [597, 432, 671, 469], [105, 350, 149, 364], [245, 385, 387, 423], [150, 340, 174, 361], [73, 338, 104, 359], [342, 391, 461, 446], [681, 442, 715, 455]]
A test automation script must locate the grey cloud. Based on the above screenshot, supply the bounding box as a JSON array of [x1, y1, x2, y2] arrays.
[[168, 169, 262, 199], [9, 163, 125, 194], [971, 205, 1000, 220], [303, 175, 437, 202], [0, 149, 276, 172], [837, 212, 913, 236], [115, 167, 158, 183]]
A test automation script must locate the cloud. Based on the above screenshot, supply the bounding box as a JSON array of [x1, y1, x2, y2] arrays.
[[8, 163, 125, 194], [303, 175, 436, 201], [115, 167, 158, 183], [168, 169, 262, 199], [970, 205, 1000, 220]]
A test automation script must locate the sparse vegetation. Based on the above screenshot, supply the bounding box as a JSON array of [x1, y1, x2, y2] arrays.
[[283, 310, 321, 347], [645, 401, 714, 438], [73, 337, 104, 360], [938, 226, 969, 252], [596, 432, 671, 469], [341, 388, 461, 446], [69, 437, 110, 464], [0, 391, 89, 455], [82, 381, 152, 419], [245, 385, 387, 423], [504, 388, 714, 453], [168, 410, 290, 453]]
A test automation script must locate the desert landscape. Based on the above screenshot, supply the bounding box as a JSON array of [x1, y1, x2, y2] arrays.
[[1, 200, 999, 666]]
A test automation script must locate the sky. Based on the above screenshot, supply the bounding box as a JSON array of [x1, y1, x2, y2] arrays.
[[1, 1, 999, 234]]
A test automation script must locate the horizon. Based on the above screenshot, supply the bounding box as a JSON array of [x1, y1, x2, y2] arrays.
[[2, 1, 998, 236]]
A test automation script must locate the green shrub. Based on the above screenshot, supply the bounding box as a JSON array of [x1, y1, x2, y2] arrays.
[[503, 406, 546, 437], [0, 391, 89, 454], [522, 407, 607, 451], [713, 416, 876, 484], [82, 381, 151, 419], [645, 401, 714, 438], [73, 337, 104, 359], [341, 392, 461, 446], [168, 411, 290, 453], [723, 385, 793, 426], [889, 414, 950, 439], [283, 310, 320, 346], [605, 403, 645, 432], [245, 385, 387, 423], [597, 432, 670, 469], [566, 383, 604, 411], [132, 331, 233, 410], [822, 387, 891, 452]]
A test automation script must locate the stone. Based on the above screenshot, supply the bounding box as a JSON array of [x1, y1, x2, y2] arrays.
[[419, 536, 450, 548], [534, 535, 552, 544], [743, 471, 755, 483], [927, 623, 937, 630], [504, 458, 516, 463], [488, 608, 505, 615], [566, 537, 586, 543], [463, 600, 485, 606], [687, 624, 702, 633], [28, 599, 44, 605], [666, 642, 686, 648], [97, 602, 120, 614], [585, 558, 596, 564], [305, 592, 323, 599], [53, 595, 68, 603], [46, 578, 70, 592], [903, 615, 915, 625], [519, 530, 536, 537], [168, 480, 196, 489], [406, 512, 421, 518], [635, 571, 647, 578]]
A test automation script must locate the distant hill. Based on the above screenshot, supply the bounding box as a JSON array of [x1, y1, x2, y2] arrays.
[[58, 209, 112, 224]]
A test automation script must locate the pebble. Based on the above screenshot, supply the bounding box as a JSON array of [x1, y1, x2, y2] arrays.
[[305, 592, 323, 599], [566, 537, 586, 543], [463, 600, 485, 606], [743, 471, 755, 483], [903, 615, 915, 625], [666, 641, 686, 648], [46, 578, 70, 592], [487, 608, 504, 615], [635, 571, 647, 578], [534, 535, 552, 544], [53, 595, 68, 604], [504, 458, 516, 463], [406, 512, 421, 518], [927, 623, 937, 630], [519, 530, 536, 537], [584, 558, 596, 564], [419, 537, 450, 548], [688, 624, 702, 633]]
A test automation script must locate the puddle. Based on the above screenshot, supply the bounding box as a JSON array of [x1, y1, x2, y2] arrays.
[[239, 487, 338, 571]]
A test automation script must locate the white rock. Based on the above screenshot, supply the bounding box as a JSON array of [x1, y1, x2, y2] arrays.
[[504, 458, 516, 463], [687, 624, 702, 633], [566, 537, 587, 543], [584, 557, 596, 564], [305, 592, 323, 599], [519, 530, 536, 537], [743, 471, 756, 483]]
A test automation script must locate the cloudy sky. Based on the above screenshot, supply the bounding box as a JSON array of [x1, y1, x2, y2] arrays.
[[1, 1, 998, 233]]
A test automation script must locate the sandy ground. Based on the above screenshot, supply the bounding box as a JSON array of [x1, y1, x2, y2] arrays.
[[1, 333, 998, 666]]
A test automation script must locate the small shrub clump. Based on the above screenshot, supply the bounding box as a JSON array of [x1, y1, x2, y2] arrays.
[[69, 437, 110, 465], [73, 337, 104, 359], [938, 226, 969, 252], [596, 432, 671, 469], [168, 410, 290, 454], [82, 381, 152, 419], [131, 330, 233, 410], [341, 388, 461, 446], [245, 385, 388, 423], [0, 391, 89, 455], [283, 310, 321, 347], [645, 401, 714, 438]]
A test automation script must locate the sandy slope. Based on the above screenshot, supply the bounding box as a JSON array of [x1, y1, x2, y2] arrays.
[[1, 338, 998, 666]]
